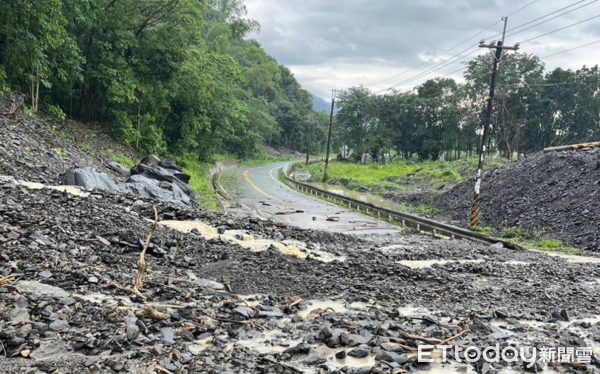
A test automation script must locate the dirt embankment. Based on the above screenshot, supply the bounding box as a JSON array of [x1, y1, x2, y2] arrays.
[[0, 93, 138, 184], [435, 150, 600, 251]]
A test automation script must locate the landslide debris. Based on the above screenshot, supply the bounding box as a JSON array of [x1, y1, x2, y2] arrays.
[[1, 179, 600, 373], [2, 94, 600, 373], [435, 150, 600, 251]]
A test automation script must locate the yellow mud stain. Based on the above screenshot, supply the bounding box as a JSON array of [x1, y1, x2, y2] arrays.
[[397, 259, 485, 269], [160, 220, 344, 262], [0, 175, 89, 197]]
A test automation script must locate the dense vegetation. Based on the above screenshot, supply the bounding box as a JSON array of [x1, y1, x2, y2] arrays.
[[335, 53, 600, 162], [0, 0, 329, 161]]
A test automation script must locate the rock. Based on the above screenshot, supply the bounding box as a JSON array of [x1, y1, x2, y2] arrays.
[[15, 281, 69, 299], [233, 306, 255, 319], [38, 270, 52, 279], [20, 350, 30, 358], [160, 158, 183, 172], [348, 348, 369, 358], [60, 167, 119, 191], [88, 276, 99, 283], [335, 350, 346, 359], [303, 356, 327, 366], [380, 342, 404, 352], [283, 343, 311, 355], [160, 327, 175, 345], [130, 163, 195, 198], [319, 326, 333, 340], [257, 309, 284, 319], [141, 155, 162, 166], [30, 342, 73, 360], [495, 307, 509, 319], [107, 162, 131, 177], [119, 175, 191, 206], [31, 232, 56, 247], [376, 351, 408, 364], [348, 334, 370, 346], [126, 325, 140, 341], [49, 320, 70, 331]]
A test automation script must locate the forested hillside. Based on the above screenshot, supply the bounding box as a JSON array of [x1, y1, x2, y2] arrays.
[[336, 54, 600, 162], [0, 0, 329, 161]]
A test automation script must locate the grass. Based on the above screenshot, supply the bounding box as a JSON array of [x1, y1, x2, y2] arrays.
[[105, 149, 135, 169], [214, 153, 295, 167], [469, 226, 494, 236], [53, 147, 66, 158], [176, 156, 218, 212], [500, 227, 579, 254], [305, 157, 507, 192], [47, 124, 74, 142], [397, 203, 436, 216]]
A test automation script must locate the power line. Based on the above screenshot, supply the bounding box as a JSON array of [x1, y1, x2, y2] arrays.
[[505, 0, 594, 36], [388, 47, 481, 93], [392, 37, 600, 95], [498, 80, 600, 88], [366, 21, 501, 88], [520, 14, 600, 44], [506, 0, 598, 40], [539, 39, 600, 58], [372, 0, 598, 94], [364, 0, 540, 89], [507, 0, 541, 16]]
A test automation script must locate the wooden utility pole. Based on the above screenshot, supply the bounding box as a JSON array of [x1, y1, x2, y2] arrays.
[[470, 17, 519, 228], [324, 89, 338, 177], [305, 120, 310, 166]]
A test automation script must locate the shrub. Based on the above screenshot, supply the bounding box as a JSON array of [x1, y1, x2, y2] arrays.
[[47, 104, 66, 121], [501, 228, 522, 239]]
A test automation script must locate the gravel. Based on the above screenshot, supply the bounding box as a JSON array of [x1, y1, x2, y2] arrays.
[[1, 96, 599, 373], [435, 150, 600, 251]]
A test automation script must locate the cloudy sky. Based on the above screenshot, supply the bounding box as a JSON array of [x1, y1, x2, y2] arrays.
[[244, 0, 600, 99]]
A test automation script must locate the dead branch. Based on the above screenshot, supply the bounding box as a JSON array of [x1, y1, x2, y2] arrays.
[[285, 299, 303, 309], [134, 206, 158, 292], [135, 307, 169, 321], [437, 329, 470, 346], [398, 331, 442, 345], [201, 313, 264, 331], [155, 366, 174, 374], [103, 282, 146, 300], [259, 356, 304, 373]]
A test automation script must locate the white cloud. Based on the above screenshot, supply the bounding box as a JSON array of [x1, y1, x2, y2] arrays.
[[245, 0, 600, 99]]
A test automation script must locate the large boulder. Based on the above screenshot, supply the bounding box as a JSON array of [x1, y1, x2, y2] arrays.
[[131, 163, 195, 198], [160, 157, 183, 172], [119, 175, 191, 205], [107, 162, 131, 177], [60, 167, 119, 191], [140, 155, 161, 167]]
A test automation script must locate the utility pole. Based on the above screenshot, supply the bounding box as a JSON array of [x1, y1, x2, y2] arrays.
[[324, 89, 338, 179], [470, 17, 519, 228], [305, 120, 310, 166]]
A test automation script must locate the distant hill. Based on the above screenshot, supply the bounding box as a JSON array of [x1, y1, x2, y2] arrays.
[[311, 94, 332, 114]]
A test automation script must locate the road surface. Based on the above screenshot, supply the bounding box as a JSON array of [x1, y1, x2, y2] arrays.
[[219, 162, 401, 235]]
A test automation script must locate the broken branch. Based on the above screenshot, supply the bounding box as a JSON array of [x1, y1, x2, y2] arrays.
[[134, 206, 158, 292]]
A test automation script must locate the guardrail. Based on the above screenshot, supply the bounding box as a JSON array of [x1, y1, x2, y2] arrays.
[[282, 162, 521, 249]]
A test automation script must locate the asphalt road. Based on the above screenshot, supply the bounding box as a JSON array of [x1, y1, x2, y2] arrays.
[[219, 162, 401, 235]]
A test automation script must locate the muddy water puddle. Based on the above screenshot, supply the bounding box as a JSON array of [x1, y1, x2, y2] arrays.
[[397, 259, 485, 269], [159, 220, 345, 262], [539, 251, 600, 264]]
